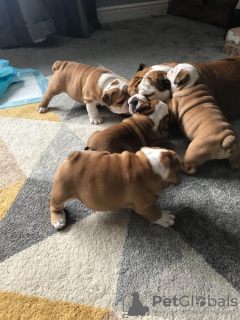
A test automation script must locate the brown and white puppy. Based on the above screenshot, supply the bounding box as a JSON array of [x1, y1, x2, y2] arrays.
[[167, 63, 240, 174], [37, 61, 130, 124], [189, 57, 240, 121], [129, 58, 240, 121], [128, 63, 177, 101], [50, 147, 181, 230], [86, 97, 169, 153]]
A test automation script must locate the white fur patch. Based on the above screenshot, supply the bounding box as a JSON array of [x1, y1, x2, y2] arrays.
[[103, 77, 128, 92], [138, 77, 154, 96], [141, 147, 169, 179], [153, 210, 175, 227], [128, 94, 148, 105], [128, 94, 148, 114], [53, 216, 66, 230], [138, 64, 172, 101], [98, 73, 117, 90], [150, 65, 172, 73], [86, 100, 103, 124], [149, 101, 168, 131], [108, 106, 122, 113], [167, 63, 199, 93]]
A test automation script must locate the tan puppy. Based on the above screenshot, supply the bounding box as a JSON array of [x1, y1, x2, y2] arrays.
[[134, 58, 240, 121], [86, 97, 169, 153], [167, 63, 240, 174], [50, 147, 181, 230], [189, 57, 240, 121], [37, 61, 130, 124], [128, 63, 177, 100]]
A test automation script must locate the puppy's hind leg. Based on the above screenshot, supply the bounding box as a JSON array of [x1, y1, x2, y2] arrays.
[[181, 138, 210, 175], [50, 173, 72, 230], [38, 76, 63, 113], [50, 190, 67, 230]]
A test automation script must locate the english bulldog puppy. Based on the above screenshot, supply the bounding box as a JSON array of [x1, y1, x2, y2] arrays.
[[86, 96, 169, 153], [128, 62, 177, 101], [50, 147, 181, 230], [167, 63, 240, 174], [37, 61, 129, 124], [189, 57, 240, 121]]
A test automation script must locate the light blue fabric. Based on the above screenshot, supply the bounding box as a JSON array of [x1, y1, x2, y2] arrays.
[[0, 59, 48, 109], [0, 60, 21, 96]]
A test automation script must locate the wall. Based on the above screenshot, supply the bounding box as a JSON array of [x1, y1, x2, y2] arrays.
[[96, 0, 168, 23], [96, 0, 156, 8]]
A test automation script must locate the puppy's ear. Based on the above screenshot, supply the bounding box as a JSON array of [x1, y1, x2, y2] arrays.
[[128, 76, 141, 96], [120, 83, 128, 91], [101, 91, 115, 106], [174, 69, 190, 88], [137, 63, 148, 72]]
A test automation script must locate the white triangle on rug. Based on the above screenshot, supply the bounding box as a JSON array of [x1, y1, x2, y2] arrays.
[[114, 229, 240, 319], [0, 209, 131, 310], [0, 117, 61, 177], [134, 247, 240, 317]]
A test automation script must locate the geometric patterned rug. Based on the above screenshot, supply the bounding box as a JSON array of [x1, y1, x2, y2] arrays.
[[0, 70, 240, 320]]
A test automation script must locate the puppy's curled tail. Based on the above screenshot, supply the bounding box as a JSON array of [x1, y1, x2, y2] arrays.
[[222, 135, 237, 155], [52, 60, 66, 72]]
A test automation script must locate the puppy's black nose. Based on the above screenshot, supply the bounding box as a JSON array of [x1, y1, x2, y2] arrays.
[[130, 98, 138, 113]]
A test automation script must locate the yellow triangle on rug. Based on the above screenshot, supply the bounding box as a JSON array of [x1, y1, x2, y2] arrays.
[[0, 291, 112, 320], [0, 102, 62, 122], [0, 179, 26, 222]]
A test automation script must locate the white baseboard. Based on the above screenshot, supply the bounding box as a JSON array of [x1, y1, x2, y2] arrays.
[[97, 0, 169, 24]]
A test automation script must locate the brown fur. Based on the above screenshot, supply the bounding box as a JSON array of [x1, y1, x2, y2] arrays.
[[50, 149, 181, 228], [86, 115, 169, 154], [86, 99, 170, 153], [167, 83, 240, 174], [128, 62, 176, 97], [128, 68, 149, 96], [38, 60, 129, 112], [189, 57, 240, 121], [134, 58, 240, 120]]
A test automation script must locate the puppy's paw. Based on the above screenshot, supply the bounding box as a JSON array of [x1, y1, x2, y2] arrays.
[[181, 162, 197, 175], [89, 116, 103, 124], [51, 210, 66, 230], [154, 210, 175, 227], [37, 106, 48, 113]]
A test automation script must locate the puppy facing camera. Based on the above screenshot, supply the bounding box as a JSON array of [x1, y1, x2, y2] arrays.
[[128, 94, 149, 114]]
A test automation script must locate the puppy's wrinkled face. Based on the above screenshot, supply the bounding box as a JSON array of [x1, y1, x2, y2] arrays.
[[167, 63, 199, 93], [128, 64, 172, 101], [102, 80, 130, 114], [128, 94, 149, 114], [128, 95, 169, 132], [141, 147, 181, 189]]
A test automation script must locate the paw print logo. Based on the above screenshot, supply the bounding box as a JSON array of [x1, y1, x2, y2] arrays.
[[196, 296, 206, 307]]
